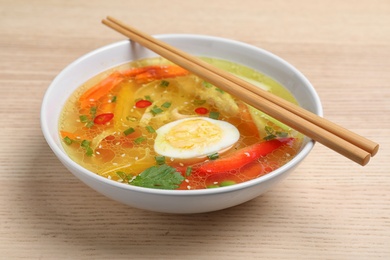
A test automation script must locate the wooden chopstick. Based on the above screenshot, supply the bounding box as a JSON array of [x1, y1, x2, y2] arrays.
[[102, 16, 379, 166]]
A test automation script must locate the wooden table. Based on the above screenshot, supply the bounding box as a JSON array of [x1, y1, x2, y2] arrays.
[[1, 0, 389, 259]]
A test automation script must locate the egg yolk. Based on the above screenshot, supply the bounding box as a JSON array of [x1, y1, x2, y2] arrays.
[[165, 119, 222, 150]]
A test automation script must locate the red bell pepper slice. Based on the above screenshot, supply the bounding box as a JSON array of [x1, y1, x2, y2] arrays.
[[197, 138, 294, 174]]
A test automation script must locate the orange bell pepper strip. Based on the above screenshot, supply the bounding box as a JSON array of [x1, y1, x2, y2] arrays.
[[78, 65, 188, 109], [121, 65, 189, 84], [120, 66, 155, 77], [60, 131, 78, 140], [60, 130, 88, 141], [79, 71, 124, 109]]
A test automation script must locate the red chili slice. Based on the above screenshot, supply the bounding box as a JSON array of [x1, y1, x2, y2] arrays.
[[94, 113, 114, 124], [195, 107, 209, 115], [135, 99, 152, 108]]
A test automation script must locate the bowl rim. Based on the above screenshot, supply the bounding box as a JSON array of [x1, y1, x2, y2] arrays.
[[41, 34, 323, 196]]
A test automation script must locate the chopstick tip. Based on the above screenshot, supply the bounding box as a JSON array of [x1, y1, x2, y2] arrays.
[[371, 144, 379, 157], [361, 153, 371, 166]]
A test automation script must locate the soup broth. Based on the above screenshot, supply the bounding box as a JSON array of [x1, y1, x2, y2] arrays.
[[59, 57, 302, 190]]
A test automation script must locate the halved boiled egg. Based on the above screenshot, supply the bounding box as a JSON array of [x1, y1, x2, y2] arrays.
[[154, 117, 240, 159]]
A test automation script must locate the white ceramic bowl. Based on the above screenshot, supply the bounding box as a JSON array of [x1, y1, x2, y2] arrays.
[[41, 35, 322, 214]]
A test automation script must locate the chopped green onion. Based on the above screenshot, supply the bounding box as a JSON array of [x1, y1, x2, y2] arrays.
[[79, 115, 89, 122], [155, 156, 166, 165], [161, 102, 171, 108], [160, 80, 170, 87], [85, 147, 93, 156], [90, 106, 97, 117], [146, 125, 155, 133], [185, 167, 192, 177], [209, 111, 220, 119], [220, 180, 236, 187], [85, 121, 94, 128], [81, 140, 93, 156], [111, 96, 117, 103], [116, 171, 133, 182], [207, 153, 219, 160], [276, 131, 288, 137], [215, 88, 225, 93], [263, 134, 276, 141], [81, 140, 90, 148], [265, 126, 273, 135], [124, 127, 135, 136], [63, 136, 73, 145], [79, 108, 96, 128], [151, 106, 164, 115], [116, 171, 127, 180], [134, 136, 146, 144], [144, 95, 152, 101], [263, 126, 288, 140], [203, 81, 213, 88]]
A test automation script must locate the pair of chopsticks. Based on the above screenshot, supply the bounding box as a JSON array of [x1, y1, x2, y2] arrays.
[[102, 16, 379, 166]]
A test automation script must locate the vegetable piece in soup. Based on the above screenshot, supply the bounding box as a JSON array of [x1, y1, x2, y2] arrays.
[[59, 57, 303, 190]]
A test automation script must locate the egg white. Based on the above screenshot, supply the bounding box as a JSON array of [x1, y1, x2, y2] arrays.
[[154, 117, 240, 159]]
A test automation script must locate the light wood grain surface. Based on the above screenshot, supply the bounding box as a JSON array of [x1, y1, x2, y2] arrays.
[[1, 0, 389, 259]]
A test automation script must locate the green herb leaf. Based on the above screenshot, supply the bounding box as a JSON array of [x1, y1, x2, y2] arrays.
[[130, 165, 185, 190], [111, 96, 117, 103]]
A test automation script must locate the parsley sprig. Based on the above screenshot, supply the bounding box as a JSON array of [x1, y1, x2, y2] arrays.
[[130, 165, 184, 190]]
